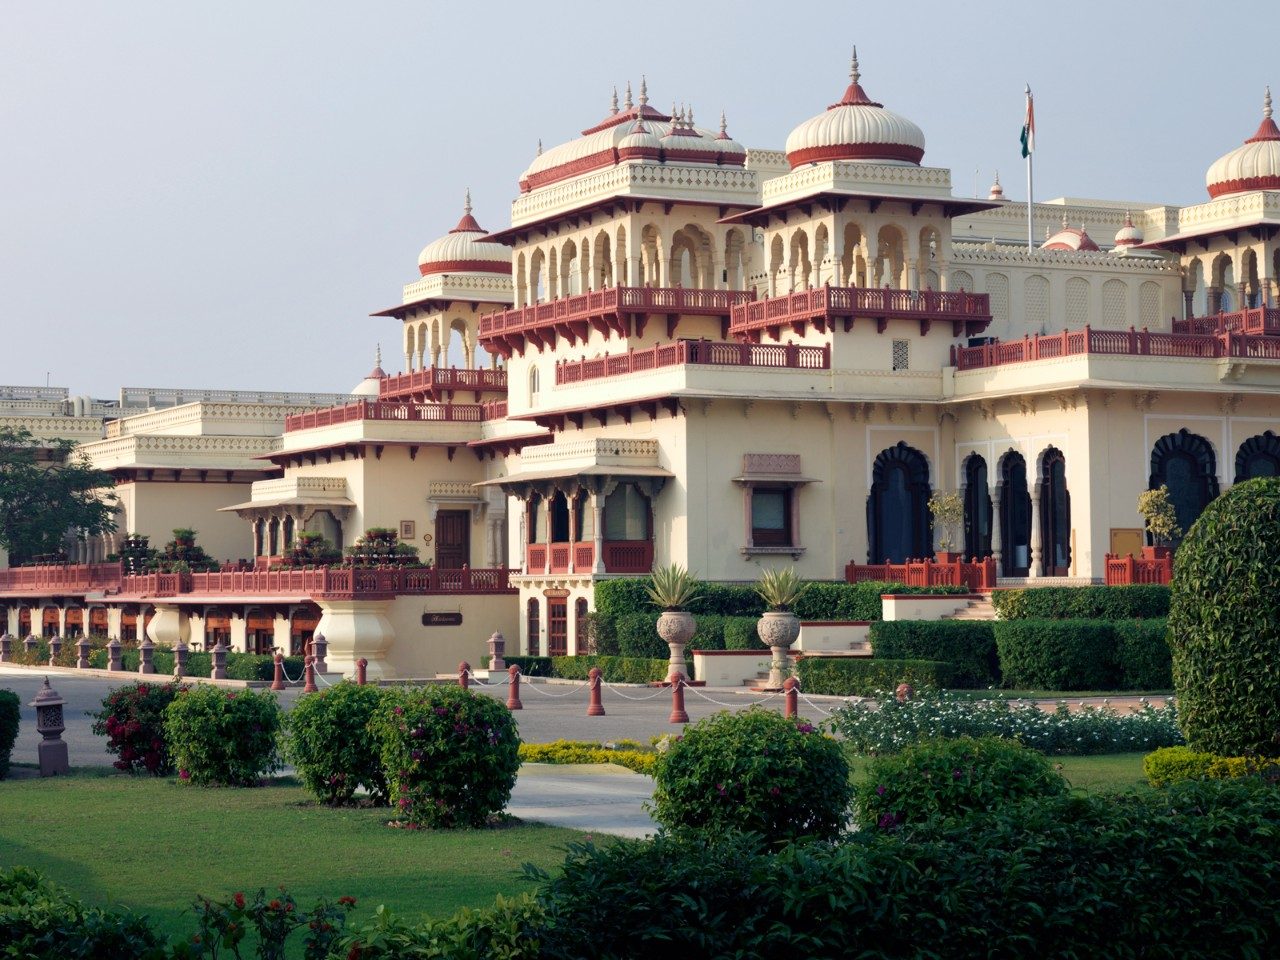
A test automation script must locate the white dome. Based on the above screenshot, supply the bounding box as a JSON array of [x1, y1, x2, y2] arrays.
[[416, 192, 511, 277], [1113, 211, 1143, 247], [784, 49, 925, 169], [618, 117, 662, 156], [1041, 216, 1100, 253], [1206, 87, 1280, 199]]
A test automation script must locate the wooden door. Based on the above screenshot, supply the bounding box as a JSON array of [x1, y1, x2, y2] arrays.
[[435, 510, 471, 569], [548, 599, 568, 657]]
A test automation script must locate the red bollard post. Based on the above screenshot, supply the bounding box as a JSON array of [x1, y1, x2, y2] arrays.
[[356, 658, 368, 686], [783, 677, 798, 719], [668, 673, 689, 724], [271, 653, 285, 691], [304, 655, 318, 693], [587, 666, 606, 716], [459, 660, 470, 691], [506, 665, 523, 710]]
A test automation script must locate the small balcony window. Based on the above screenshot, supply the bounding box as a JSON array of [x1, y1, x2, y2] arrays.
[[604, 483, 650, 541], [751, 488, 792, 545]]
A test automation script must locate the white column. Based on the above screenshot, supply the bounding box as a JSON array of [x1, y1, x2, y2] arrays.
[[591, 491, 606, 575], [1029, 485, 1043, 578], [989, 485, 1002, 573]]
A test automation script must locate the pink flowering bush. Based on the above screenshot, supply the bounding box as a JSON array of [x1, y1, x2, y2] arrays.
[[91, 681, 185, 775], [163, 685, 282, 786], [649, 707, 851, 842], [370, 686, 520, 828]]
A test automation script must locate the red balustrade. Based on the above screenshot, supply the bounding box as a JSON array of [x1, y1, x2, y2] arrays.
[[524, 540, 652, 574], [951, 325, 1280, 371], [845, 557, 997, 592], [1104, 553, 1172, 586], [554, 339, 830, 385], [1173, 307, 1280, 337], [730, 285, 992, 338], [601, 540, 654, 573], [0, 562, 123, 594], [378, 366, 507, 401], [284, 399, 498, 432]]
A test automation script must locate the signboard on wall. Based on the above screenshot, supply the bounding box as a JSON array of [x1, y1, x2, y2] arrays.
[[422, 612, 463, 627]]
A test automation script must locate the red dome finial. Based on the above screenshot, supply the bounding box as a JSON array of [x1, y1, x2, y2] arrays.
[[831, 43, 882, 109], [449, 189, 483, 234], [1248, 85, 1280, 143]]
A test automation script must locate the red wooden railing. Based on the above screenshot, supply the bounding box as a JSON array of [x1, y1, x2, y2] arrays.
[[845, 557, 997, 592], [554, 338, 830, 384], [526, 540, 653, 574], [1104, 553, 1172, 586], [1173, 307, 1280, 337], [730, 286, 991, 336], [378, 366, 507, 401], [0, 562, 124, 594], [284, 399, 497, 432], [951, 326, 1280, 371]]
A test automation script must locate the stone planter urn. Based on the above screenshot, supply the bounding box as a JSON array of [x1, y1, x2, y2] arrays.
[[757, 610, 801, 689], [656, 610, 696, 681]]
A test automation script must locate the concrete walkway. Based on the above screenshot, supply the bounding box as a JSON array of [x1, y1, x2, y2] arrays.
[[509, 763, 656, 838]]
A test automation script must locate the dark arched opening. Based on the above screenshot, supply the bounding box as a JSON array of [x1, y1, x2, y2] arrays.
[[1039, 447, 1071, 576], [962, 454, 992, 559], [1150, 429, 1219, 542], [1000, 452, 1032, 577], [866, 442, 931, 563], [1235, 430, 1280, 482]]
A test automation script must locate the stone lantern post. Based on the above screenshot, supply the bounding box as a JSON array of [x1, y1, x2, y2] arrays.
[[29, 678, 70, 776]]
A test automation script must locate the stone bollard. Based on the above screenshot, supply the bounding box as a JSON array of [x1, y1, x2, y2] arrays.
[[76, 636, 91, 669], [0, 634, 10, 663], [303, 655, 318, 693], [506, 665, 522, 710], [174, 642, 188, 679], [312, 632, 328, 674], [668, 673, 689, 724], [30, 678, 70, 776], [24, 635, 38, 658], [107, 638, 123, 672], [783, 677, 799, 719], [895, 682, 915, 703], [211, 639, 228, 681], [48, 636, 62, 666], [458, 660, 471, 691], [487, 632, 506, 672], [587, 666, 605, 717], [138, 637, 156, 674], [271, 654, 285, 691], [356, 658, 368, 686]]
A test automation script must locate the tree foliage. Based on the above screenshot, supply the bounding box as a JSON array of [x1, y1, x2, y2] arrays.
[[0, 426, 117, 562]]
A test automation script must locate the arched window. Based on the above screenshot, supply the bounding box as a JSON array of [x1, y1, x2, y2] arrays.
[[527, 496, 544, 544], [282, 516, 294, 551], [574, 494, 593, 542], [526, 598, 540, 656], [962, 455, 992, 559], [1235, 431, 1280, 482], [1150, 429, 1219, 540], [253, 519, 265, 558], [866, 443, 931, 563], [999, 452, 1032, 577], [1040, 447, 1071, 576], [549, 492, 571, 543], [604, 483, 650, 541], [268, 518, 280, 557], [528, 365, 540, 400]]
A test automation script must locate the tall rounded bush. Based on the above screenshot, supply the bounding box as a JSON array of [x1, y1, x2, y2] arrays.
[[855, 735, 1066, 830], [0, 690, 18, 780], [164, 686, 282, 786], [90, 681, 184, 775], [650, 707, 851, 842], [286, 682, 389, 805], [1168, 478, 1280, 755], [370, 686, 520, 828]]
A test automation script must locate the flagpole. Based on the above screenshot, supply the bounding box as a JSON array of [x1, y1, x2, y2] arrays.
[[1025, 84, 1034, 252], [1027, 148, 1034, 252]]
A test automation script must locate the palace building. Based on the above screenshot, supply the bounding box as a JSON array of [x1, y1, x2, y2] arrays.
[[3, 51, 1279, 676]]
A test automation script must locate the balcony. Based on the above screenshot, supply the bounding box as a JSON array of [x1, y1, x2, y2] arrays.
[[0, 563, 123, 596], [526, 540, 654, 575], [1173, 306, 1280, 337], [554, 338, 830, 385], [284, 399, 502, 433], [845, 557, 996, 592], [378, 366, 508, 403], [477, 286, 756, 357], [950, 326, 1280, 372], [730, 286, 992, 341]]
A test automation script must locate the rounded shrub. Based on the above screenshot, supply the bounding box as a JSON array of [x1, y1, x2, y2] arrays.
[[649, 707, 851, 842], [163, 686, 282, 786], [0, 690, 18, 780], [90, 681, 184, 775], [370, 685, 520, 828], [854, 735, 1067, 830], [286, 682, 389, 805], [1168, 477, 1280, 755]]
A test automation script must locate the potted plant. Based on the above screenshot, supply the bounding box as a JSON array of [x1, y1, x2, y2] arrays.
[[1137, 485, 1181, 559], [754, 566, 809, 689], [646, 564, 699, 681], [928, 491, 965, 563]]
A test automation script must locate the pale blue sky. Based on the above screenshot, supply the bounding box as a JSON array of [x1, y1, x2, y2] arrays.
[[0, 0, 1270, 397]]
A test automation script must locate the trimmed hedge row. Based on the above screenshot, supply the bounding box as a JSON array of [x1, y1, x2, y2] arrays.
[[992, 585, 1170, 620], [1144, 745, 1280, 787], [795, 657, 955, 697], [484, 654, 687, 682], [994, 619, 1171, 690], [869, 620, 998, 688], [85, 647, 304, 682], [0, 690, 18, 779]]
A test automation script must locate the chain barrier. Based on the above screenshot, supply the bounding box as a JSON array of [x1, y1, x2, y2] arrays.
[[280, 660, 303, 684], [797, 692, 838, 717], [520, 679, 590, 698], [684, 684, 781, 709], [600, 681, 670, 702]]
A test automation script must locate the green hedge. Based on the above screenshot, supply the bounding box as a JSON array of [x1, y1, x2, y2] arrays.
[[552, 655, 690, 684], [1114, 619, 1172, 689], [869, 620, 998, 688], [0, 690, 18, 779], [484, 654, 553, 677], [795, 657, 955, 697], [84, 647, 303, 682], [992, 585, 1170, 620], [994, 620, 1117, 690]]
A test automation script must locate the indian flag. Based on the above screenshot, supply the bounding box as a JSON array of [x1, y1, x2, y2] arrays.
[[1020, 86, 1035, 158]]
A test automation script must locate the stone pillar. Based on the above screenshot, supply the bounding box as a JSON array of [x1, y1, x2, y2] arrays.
[[517, 507, 528, 575], [1183, 290, 1195, 320], [989, 485, 1003, 573], [229, 610, 248, 653], [591, 491, 606, 575], [1029, 485, 1043, 578], [1206, 286, 1222, 315], [272, 612, 291, 654], [936, 260, 949, 292], [315, 598, 396, 680]]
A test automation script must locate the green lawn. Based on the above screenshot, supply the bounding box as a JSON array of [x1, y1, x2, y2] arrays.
[[0, 771, 584, 946], [845, 751, 1150, 794]]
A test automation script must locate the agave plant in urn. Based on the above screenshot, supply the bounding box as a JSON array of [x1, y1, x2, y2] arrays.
[[646, 564, 700, 682], [755, 567, 809, 689]]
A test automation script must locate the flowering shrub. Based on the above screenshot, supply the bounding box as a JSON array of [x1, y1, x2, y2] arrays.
[[649, 707, 850, 842], [519, 739, 656, 773], [90, 681, 184, 775], [370, 685, 520, 828], [285, 682, 389, 805], [1143, 745, 1280, 788], [185, 886, 356, 960], [828, 689, 1183, 755], [854, 735, 1067, 830], [163, 685, 282, 786]]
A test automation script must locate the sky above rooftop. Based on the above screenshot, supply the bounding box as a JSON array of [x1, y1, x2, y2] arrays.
[[0, 0, 1270, 398]]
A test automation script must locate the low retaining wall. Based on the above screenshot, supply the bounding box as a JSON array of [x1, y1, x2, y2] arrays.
[[796, 620, 870, 652], [692, 649, 791, 687], [881, 594, 981, 622]]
